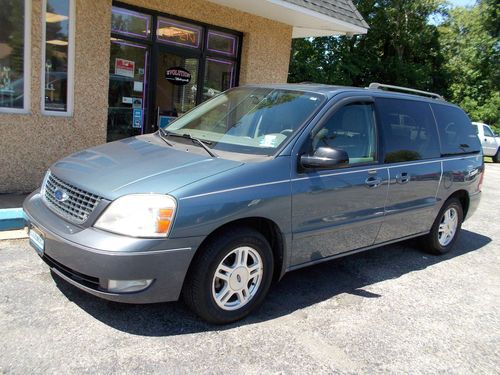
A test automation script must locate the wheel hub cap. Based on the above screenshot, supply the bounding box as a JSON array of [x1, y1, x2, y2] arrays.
[[229, 267, 249, 291]]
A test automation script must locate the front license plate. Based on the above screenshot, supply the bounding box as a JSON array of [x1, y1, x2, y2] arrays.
[[29, 226, 45, 256]]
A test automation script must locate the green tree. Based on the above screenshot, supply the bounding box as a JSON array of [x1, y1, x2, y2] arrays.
[[439, 0, 500, 128], [289, 0, 447, 93]]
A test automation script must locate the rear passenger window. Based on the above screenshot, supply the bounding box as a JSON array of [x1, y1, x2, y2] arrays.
[[431, 104, 481, 155], [312, 102, 377, 165], [377, 98, 440, 163]]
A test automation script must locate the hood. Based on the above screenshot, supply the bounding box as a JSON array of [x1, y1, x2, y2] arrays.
[[49, 134, 242, 200]]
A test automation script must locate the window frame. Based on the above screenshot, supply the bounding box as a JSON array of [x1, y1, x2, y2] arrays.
[[304, 96, 380, 170], [40, 0, 75, 117], [0, 0, 32, 114]]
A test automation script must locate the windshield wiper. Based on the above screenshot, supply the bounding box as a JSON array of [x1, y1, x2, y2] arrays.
[[162, 130, 218, 158], [156, 127, 174, 147]]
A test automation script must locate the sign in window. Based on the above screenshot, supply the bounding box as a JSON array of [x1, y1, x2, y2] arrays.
[[156, 17, 202, 49]]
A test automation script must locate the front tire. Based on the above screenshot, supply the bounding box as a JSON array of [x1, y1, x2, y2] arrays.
[[183, 227, 274, 324], [422, 197, 463, 255]]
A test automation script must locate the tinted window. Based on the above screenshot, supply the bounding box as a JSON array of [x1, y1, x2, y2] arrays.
[[111, 6, 151, 39], [483, 125, 495, 137], [313, 103, 377, 165], [203, 58, 236, 101], [431, 104, 481, 155], [377, 98, 440, 163]]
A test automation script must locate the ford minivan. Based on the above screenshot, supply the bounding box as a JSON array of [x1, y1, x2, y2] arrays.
[[24, 83, 484, 323]]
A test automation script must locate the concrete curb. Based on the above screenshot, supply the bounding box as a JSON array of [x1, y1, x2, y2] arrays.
[[0, 208, 27, 231], [0, 229, 28, 240]]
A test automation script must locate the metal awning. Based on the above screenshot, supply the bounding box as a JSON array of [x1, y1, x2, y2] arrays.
[[206, 0, 368, 37]]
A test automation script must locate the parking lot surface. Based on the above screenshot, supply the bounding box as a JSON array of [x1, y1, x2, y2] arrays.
[[1, 164, 499, 374]]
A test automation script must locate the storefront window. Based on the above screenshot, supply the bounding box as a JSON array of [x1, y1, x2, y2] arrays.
[[43, 0, 74, 114], [108, 40, 148, 142], [203, 58, 235, 101], [107, 5, 241, 139], [207, 30, 238, 57], [156, 17, 202, 49], [156, 51, 199, 127], [111, 6, 151, 40], [0, 0, 30, 112]]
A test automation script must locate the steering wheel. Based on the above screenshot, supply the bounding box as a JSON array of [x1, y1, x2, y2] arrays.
[[280, 129, 293, 136]]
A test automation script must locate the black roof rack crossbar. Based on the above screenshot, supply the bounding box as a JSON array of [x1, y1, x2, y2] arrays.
[[368, 82, 444, 100]]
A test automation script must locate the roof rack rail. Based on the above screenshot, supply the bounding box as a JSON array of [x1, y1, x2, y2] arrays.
[[368, 82, 444, 100]]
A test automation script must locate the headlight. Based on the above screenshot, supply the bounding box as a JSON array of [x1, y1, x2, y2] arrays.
[[94, 194, 176, 238]]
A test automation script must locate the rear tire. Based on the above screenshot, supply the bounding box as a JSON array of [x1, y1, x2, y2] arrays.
[[493, 149, 499, 163], [183, 226, 274, 324], [421, 197, 463, 255]]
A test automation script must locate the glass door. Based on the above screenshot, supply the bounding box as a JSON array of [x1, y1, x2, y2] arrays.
[[154, 47, 199, 129], [107, 5, 242, 139], [107, 39, 149, 142]]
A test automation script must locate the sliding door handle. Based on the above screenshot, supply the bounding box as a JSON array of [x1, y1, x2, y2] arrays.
[[396, 172, 410, 184], [365, 176, 382, 188]]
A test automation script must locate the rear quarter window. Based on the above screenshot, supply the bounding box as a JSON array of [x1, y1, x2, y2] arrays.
[[431, 104, 481, 155], [376, 98, 440, 163]]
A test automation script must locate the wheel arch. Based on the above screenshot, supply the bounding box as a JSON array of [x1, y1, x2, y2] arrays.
[[186, 217, 286, 285], [447, 189, 470, 219]]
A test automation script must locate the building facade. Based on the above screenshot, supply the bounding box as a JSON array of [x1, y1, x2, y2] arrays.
[[0, 0, 367, 193]]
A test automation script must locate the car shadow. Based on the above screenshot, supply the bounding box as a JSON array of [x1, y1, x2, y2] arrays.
[[52, 229, 491, 336]]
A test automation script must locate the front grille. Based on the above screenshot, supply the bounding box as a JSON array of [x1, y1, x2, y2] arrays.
[[43, 172, 101, 224]]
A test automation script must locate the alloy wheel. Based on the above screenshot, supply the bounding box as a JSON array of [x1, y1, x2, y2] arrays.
[[212, 246, 263, 311], [438, 207, 458, 246]]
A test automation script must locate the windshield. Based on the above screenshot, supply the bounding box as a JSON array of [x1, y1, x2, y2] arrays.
[[165, 87, 325, 155]]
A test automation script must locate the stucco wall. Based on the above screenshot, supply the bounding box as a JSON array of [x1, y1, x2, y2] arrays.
[[0, 0, 111, 193], [122, 0, 293, 85], [0, 0, 292, 193]]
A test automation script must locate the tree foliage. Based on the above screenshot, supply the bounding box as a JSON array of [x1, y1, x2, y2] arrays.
[[439, 0, 499, 128], [288, 0, 499, 127]]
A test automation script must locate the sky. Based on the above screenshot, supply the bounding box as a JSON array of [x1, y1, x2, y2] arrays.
[[448, 0, 476, 7], [428, 0, 477, 25]]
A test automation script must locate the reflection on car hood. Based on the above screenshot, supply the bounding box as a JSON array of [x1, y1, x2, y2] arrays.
[[49, 134, 243, 200]]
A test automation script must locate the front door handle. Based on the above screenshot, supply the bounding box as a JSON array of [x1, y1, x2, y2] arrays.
[[396, 172, 410, 184], [365, 176, 382, 188]]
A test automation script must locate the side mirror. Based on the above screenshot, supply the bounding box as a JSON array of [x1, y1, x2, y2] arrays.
[[300, 147, 349, 169]]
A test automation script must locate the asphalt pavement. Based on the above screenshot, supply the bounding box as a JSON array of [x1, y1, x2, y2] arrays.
[[0, 163, 499, 374]]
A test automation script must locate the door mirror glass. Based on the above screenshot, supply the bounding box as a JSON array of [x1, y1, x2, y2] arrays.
[[300, 147, 349, 169]]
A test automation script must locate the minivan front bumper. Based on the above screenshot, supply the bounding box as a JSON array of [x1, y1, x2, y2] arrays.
[[23, 191, 203, 304]]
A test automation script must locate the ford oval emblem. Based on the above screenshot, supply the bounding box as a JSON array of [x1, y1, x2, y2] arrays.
[[54, 189, 69, 202]]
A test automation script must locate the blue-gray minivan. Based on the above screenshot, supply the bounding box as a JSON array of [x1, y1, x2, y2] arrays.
[[24, 83, 484, 323]]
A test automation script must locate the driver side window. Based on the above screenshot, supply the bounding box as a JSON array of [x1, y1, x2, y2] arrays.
[[313, 103, 377, 165], [484, 125, 494, 137]]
